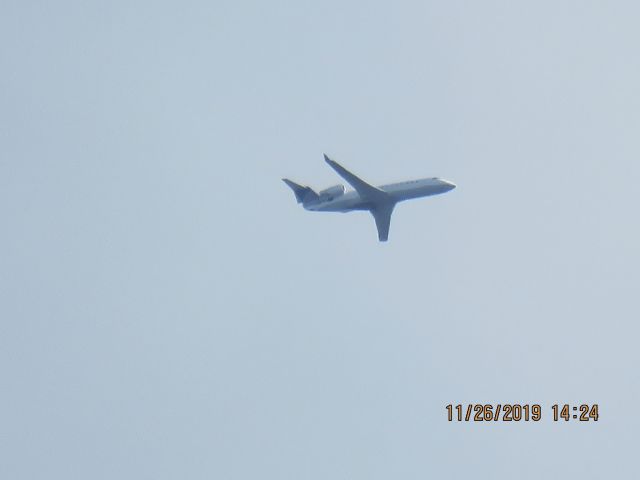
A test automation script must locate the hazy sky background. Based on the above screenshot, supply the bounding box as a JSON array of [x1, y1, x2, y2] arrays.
[[2, 1, 639, 478]]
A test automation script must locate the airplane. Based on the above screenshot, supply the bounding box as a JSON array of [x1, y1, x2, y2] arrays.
[[283, 154, 456, 241]]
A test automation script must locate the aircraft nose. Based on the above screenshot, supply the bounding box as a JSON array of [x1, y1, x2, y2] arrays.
[[442, 180, 456, 191]]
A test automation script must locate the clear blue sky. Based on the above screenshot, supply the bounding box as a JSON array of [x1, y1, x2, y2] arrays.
[[1, 1, 639, 478]]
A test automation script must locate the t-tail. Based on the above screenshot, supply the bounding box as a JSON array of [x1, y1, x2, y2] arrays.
[[282, 179, 319, 205]]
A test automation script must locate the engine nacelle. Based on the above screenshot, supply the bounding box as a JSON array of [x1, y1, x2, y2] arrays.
[[318, 184, 345, 200]]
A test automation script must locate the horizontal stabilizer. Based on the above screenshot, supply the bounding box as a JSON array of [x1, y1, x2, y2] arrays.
[[282, 178, 318, 204]]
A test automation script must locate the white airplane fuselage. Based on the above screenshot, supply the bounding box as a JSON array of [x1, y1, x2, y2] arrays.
[[283, 155, 456, 241], [305, 177, 455, 212]]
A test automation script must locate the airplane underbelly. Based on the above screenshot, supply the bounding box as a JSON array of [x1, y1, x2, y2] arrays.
[[316, 196, 365, 212]]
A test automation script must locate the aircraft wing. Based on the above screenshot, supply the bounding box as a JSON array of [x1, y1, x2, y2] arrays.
[[370, 203, 395, 242], [324, 155, 389, 203]]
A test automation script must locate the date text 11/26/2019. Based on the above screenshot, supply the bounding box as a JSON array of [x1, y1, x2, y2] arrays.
[[446, 404, 599, 422]]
